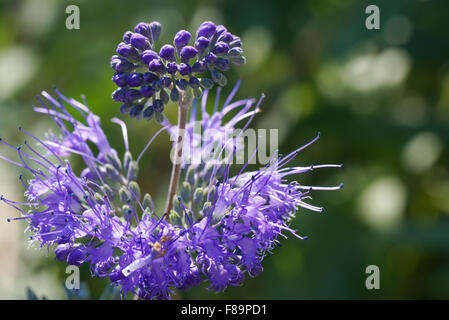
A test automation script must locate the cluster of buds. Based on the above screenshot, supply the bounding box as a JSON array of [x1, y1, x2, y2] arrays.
[[111, 21, 245, 121]]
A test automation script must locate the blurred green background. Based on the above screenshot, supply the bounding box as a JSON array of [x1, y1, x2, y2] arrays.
[[0, 0, 448, 299]]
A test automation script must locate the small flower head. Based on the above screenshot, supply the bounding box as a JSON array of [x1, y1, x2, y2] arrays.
[[111, 20, 246, 121]]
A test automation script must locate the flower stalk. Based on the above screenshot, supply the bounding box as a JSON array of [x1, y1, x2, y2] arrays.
[[164, 90, 191, 218]]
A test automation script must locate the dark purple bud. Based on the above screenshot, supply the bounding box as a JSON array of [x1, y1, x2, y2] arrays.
[[153, 99, 164, 113], [176, 78, 189, 90], [150, 21, 162, 42], [140, 85, 155, 97], [143, 106, 154, 120], [123, 31, 133, 43], [215, 25, 227, 37], [212, 42, 229, 55], [129, 104, 144, 119], [195, 36, 210, 51], [130, 33, 149, 50], [159, 44, 175, 60], [152, 80, 162, 91], [180, 46, 198, 61], [134, 22, 151, 38], [161, 77, 172, 87], [117, 42, 139, 59], [112, 72, 128, 87], [125, 89, 142, 102], [197, 21, 216, 38], [143, 72, 159, 83], [219, 32, 234, 43], [205, 52, 217, 64], [141, 50, 159, 64], [148, 59, 166, 73], [127, 73, 144, 87], [112, 88, 126, 102], [229, 39, 242, 48], [67, 247, 87, 266], [189, 76, 200, 88], [110, 55, 121, 69], [178, 63, 191, 76], [166, 61, 178, 74], [55, 243, 72, 261], [214, 58, 230, 72], [192, 61, 206, 73], [114, 59, 135, 73], [174, 30, 191, 48]]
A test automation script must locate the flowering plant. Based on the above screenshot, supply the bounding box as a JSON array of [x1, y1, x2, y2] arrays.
[[0, 20, 341, 300]]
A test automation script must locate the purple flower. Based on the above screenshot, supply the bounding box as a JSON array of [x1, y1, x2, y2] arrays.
[[174, 30, 191, 49], [180, 46, 198, 61], [111, 20, 247, 119], [130, 33, 149, 50], [197, 21, 216, 38], [159, 44, 175, 60], [127, 73, 143, 87], [141, 50, 159, 64], [178, 63, 191, 76]]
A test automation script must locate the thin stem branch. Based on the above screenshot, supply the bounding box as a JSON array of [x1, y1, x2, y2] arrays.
[[164, 92, 190, 219]]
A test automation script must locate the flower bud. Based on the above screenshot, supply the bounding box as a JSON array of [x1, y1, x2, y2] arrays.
[[160, 89, 169, 105], [159, 44, 175, 60], [180, 181, 192, 203], [143, 106, 154, 120], [170, 87, 179, 102], [119, 186, 132, 204], [153, 99, 164, 113], [140, 85, 155, 98], [124, 89, 142, 102], [142, 193, 153, 210], [230, 55, 246, 65], [180, 46, 198, 61], [211, 70, 227, 87], [192, 188, 203, 212], [104, 163, 120, 181], [150, 21, 162, 42], [178, 63, 191, 76], [123, 31, 133, 43], [101, 184, 114, 200], [148, 59, 166, 74], [112, 72, 128, 87], [130, 104, 144, 119], [123, 151, 133, 172], [141, 50, 159, 64], [197, 21, 216, 38], [212, 42, 229, 55], [130, 33, 150, 50], [127, 73, 144, 87], [192, 61, 206, 73], [169, 210, 183, 226], [174, 30, 191, 49], [166, 61, 178, 74], [213, 58, 230, 72], [134, 22, 151, 38], [127, 161, 139, 181], [195, 36, 210, 51], [199, 78, 214, 90], [128, 181, 141, 200]]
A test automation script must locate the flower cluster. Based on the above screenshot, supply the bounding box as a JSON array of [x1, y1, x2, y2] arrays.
[[111, 20, 245, 121], [1, 84, 341, 299], [1, 19, 342, 300]]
